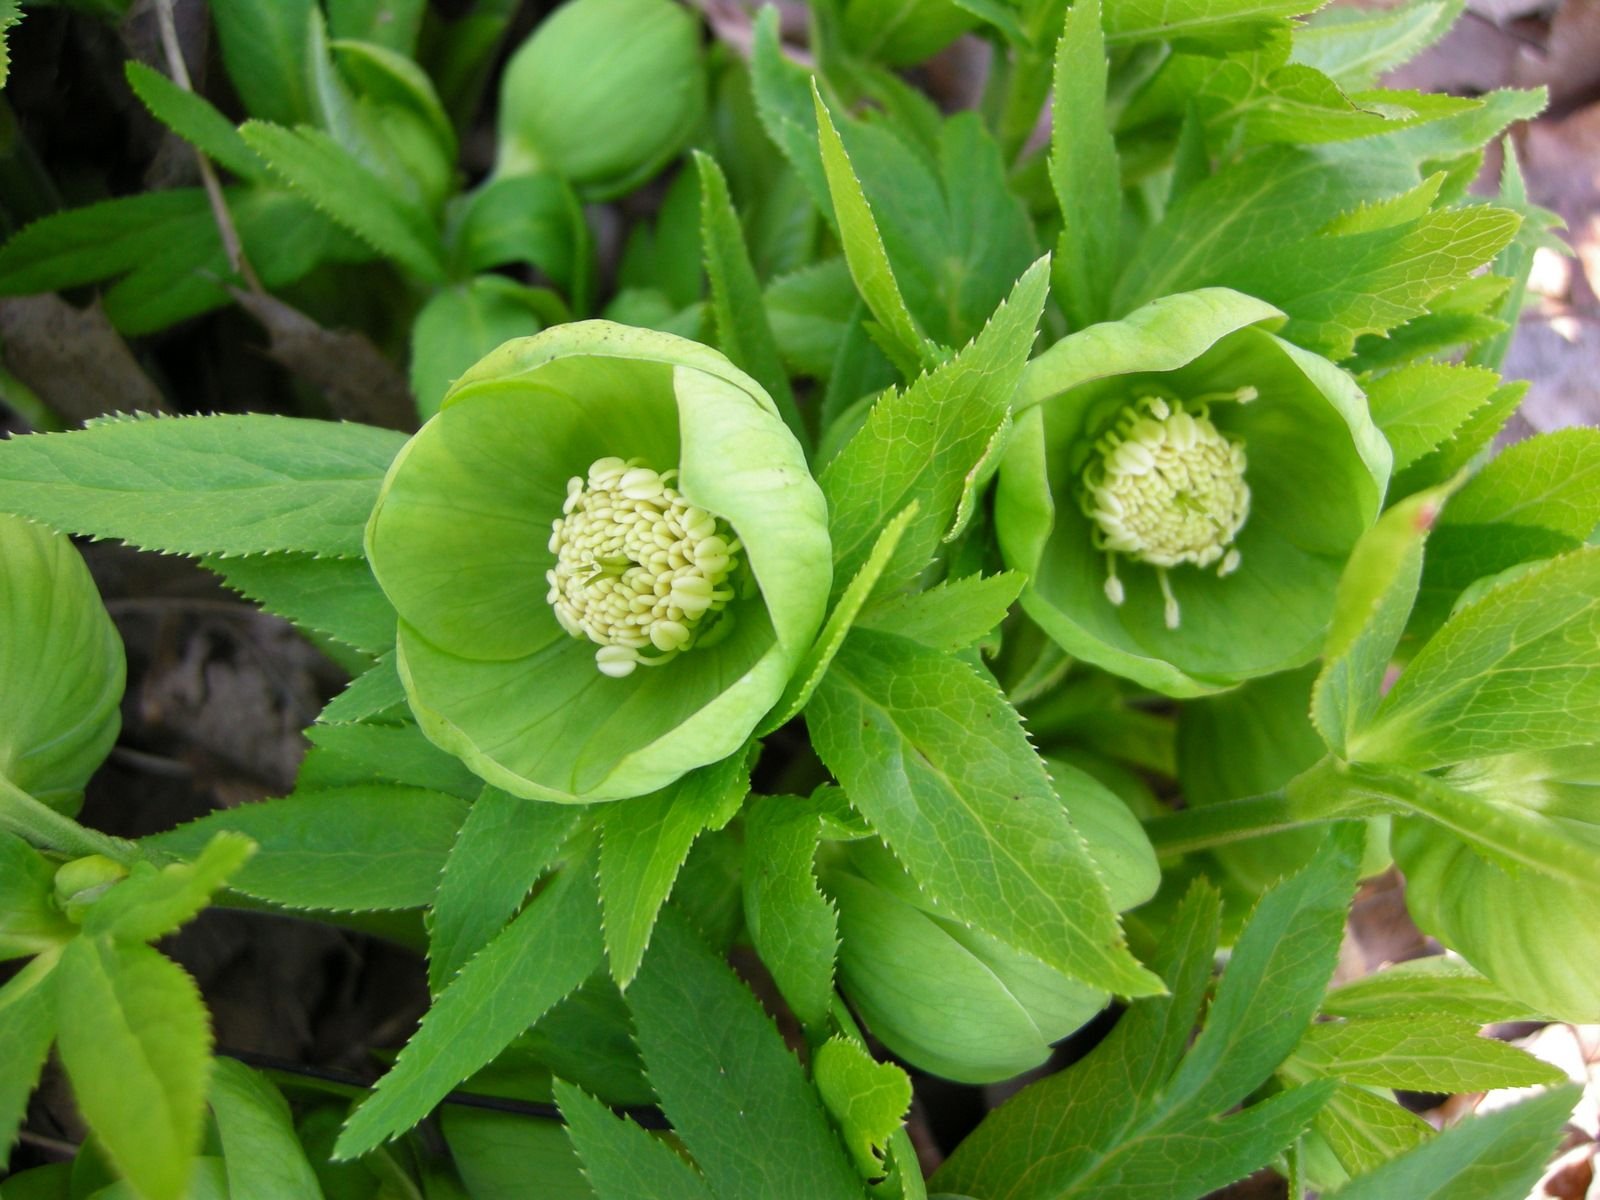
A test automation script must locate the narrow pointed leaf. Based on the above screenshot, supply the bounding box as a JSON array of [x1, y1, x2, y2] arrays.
[[555, 1080, 715, 1200], [741, 795, 838, 1028]]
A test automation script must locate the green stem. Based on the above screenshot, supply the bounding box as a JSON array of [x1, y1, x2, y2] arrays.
[[0, 775, 139, 865]]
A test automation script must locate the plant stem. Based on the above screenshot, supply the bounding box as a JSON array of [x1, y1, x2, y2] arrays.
[[0, 774, 139, 864]]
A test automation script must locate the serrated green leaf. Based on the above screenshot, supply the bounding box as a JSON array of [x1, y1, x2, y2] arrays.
[[335, 844, 603, 1157], [748, 8, 831, 217], [599, 751, 750, 986], [626, 909, 863, 1200], [933, 829, 1361, 1199], [204, 552, 395, 657], [1394, 380, 1525, 496], [1292, 1015, 1564, 1092], [240, 121, 445, 282], [1051, 0, 1119, 329], [1447, 427, 1600, 539], [1314, 483, 1458, 757], [1365, 364, 1499, 473], [429, 787, 578, 991], [811, 86, 942, 377], [82, 832, 254, 943], [144, 786, 467, 912], [1291, 0, 1461, 89], [813, 1037, 911, 1180], [741, 795, 838, 1028], [208, 1058, 325, 1200], [820, 259, 1048, 601], [0, 515, 124, 812], [317, 651, 406, 724], [1354, 547, 1600, 768], [56, 938, 213, 1200], [0, 0, 19, 88], [1321, 957, 1542, 1023], [0, 190, 210, 297], [123, 62, 268, 183], [299, 720, 481, 800], [0, 415, 405, 558], [768, 503, 917, 732], [809, 630, 1161, 998], [858, 571, 1024, 653], [0, 952, 58, 1151], [694, 150, 807, 452], [1325, 1086, 1579, 1200], [453, 173, 588, 300], [1307, 1082, 1433, 1181], [555, 1080, 714, 1200]]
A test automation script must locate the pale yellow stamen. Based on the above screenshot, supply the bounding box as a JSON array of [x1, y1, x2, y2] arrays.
[[547, 457, 740, 676]]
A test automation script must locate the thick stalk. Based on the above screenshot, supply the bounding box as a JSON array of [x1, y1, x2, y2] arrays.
[[0, 774, 139, 864]]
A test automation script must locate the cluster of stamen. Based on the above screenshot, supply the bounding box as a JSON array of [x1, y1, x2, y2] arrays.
[[547, 456, 740, 677], [1081, 392, 1254, 629]]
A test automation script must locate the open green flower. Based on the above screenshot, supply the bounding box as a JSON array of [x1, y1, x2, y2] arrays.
[[998, 289, 1391, 696], [365, 323, 830, 803]]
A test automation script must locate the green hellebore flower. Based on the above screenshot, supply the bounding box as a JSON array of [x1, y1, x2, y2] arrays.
[[365, 322, 830, 804], [1394, 745, 1600, 1023], [998, 289, 1391, 697], [823, 769, 1158, 1083], [495, 0, 706, 200]]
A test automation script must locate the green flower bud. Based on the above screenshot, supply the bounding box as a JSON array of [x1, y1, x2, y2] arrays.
[[53, 853, 128, 922], [824, 773, 1158, 1083], [999, 289, 1391, 696], [365, 322, 830, 804], [1394, 745, 1600, 1022], [496, 0, 707, 199]]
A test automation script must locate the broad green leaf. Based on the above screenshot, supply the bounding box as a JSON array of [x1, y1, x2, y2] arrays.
[[933, 830, 1360, 1199], [317, 652, 406, 724], [328, 0, 426, 53], [598, 751, 750, 986], [1324, 1086, 1579, 1200], [813, 1037, 912, 1180], [429, 787, 578, 991], [1393, 380, 1526, 497], [858, 571, 1024, 652], [208, 1058, 325, 1200], [0, 515, 124, 811], [0, 190, 210, 297], [1307, 1082, 1432, 1181], [768, 503, 917, 731], [1445, 426, 1600, 539], [694, 150, 806, 451], [335, 846, 603, 1157], [809, 630, 1161, 998], [210, 0, 315, 124], [626, 909, 862, 1200], [0, 414, 405, 558], [410, 276, 546, 418], [0, 953, 58, 1150], [1291, 0, 1461, 89], [452, 173, 588, 300], [56, 938, 213, 1200], [82, 832, 254, 943], [440, 1107, 594, 1200], [1323, 87, 1545, 178], [811, 85, 941, 376], [1353, 547, 1600, 768], [0, 831, 73, 957], [1321, 957, 1542, 1023], [820, 259, 1048, 601], [741, 795, 838, 1028], [1364, 364, 1498, 473], [1292, 1015, 1563, 1092], [146, 786, 467, 912], [766, 258, 855, 380], [205, 553, 395, 657], [554, 1080, 714, 1200], [124, 63, 268, 183], [1051, 0, 1119, 330], [1313, 483, 1457, 757], [240, 122, 446, 282], [748, 9, 830, 217], [299, 720, 481, 799], [1225, 206, 1521, 359], [1103, 0, 1317, 47]]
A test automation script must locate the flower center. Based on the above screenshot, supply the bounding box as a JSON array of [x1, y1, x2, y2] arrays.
[[546, 456, 740, 677], [1081, 393, 1252, 629]]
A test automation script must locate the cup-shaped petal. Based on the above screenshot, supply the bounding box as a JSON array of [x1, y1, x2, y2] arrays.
[[365, 322, 830, 803], [998, 290, 1390, 696]]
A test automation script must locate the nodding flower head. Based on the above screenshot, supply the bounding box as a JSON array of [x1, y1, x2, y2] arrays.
[[997, 288, 1391, 697], [1083, 391, 1254, 628], [365, 322, 830, 803], [547, 457, 742, 676]]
